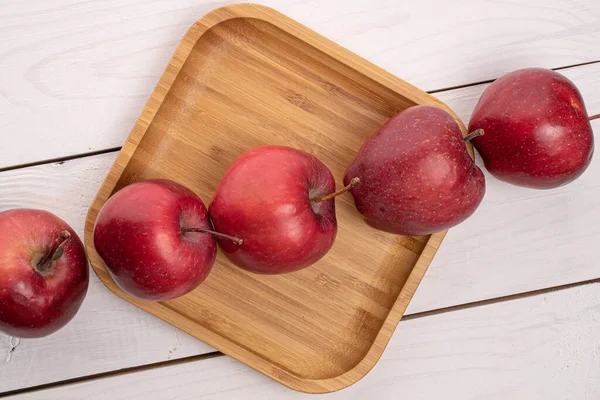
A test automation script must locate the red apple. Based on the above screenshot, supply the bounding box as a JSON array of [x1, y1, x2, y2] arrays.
[[93, 179, 229, 301], [469, 68, 594, 189], [209, 145, 352, 274], [344, 105, 485, 236], [0, 209, 89, 338]]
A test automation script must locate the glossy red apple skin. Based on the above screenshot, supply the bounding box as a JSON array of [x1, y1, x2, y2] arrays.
[[209, 146, 337, 274], [94, 179, 216, 301], [469, 68, 594, 189], [344, 105, 485, 236], [0, 209, 89, 338]]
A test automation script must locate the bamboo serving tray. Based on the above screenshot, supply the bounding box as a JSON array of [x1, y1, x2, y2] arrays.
[[85, 4, 466, 393]]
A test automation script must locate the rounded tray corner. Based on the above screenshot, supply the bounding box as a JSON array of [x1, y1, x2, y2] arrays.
[[83, 3, 450, 394]]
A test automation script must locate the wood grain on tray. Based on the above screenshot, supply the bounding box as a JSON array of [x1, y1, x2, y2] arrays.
[[83, 4, 465, 392]]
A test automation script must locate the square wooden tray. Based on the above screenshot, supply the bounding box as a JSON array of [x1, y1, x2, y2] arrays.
[[84, 4, 465, 393]]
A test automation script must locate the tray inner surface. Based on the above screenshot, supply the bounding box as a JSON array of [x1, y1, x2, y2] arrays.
[[114, 17, 426, 380]]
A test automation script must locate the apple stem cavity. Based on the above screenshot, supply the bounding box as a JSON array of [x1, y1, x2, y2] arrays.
[[590, 114, 600, 121], [312, 177, 360, 204], [464, 129, 485, 143], [37, 230, 71, 271], [182, 228, 243, 245]]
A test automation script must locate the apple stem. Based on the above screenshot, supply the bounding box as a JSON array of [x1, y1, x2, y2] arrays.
[[590, 114, 600, 121], [312, 177, 360, 204], [37, 230, 71, 271], [182, 228, 243, 245], [464, 129, 485, 143]]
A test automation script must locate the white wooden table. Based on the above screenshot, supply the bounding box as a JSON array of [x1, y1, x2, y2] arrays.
[[1, 0, 599, 398]]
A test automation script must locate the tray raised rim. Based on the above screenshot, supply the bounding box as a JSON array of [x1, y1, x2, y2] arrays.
[[84, 3, 463, 393]]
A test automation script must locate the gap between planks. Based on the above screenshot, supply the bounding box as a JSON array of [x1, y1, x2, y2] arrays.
[[2, 59, 600, 175], [428, 58, 600, 94], [0, 147, 122, 174], [4, 276, 600, 399], [0, 351, 222, 399]]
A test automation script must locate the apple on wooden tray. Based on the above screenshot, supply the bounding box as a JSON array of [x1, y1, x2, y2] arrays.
[[93, 179, 242, 301], [210, 145, 359, 275], [0, 209, 89, 338], [344, 105, 486, 236]]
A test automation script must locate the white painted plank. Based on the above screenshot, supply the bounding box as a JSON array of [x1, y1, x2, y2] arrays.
[[406, 61, 600, 313], [2, 0, 600, 169], [1, 61, 598, 392], [8, 283, 600, 400], [0, 153, 213, 393]]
